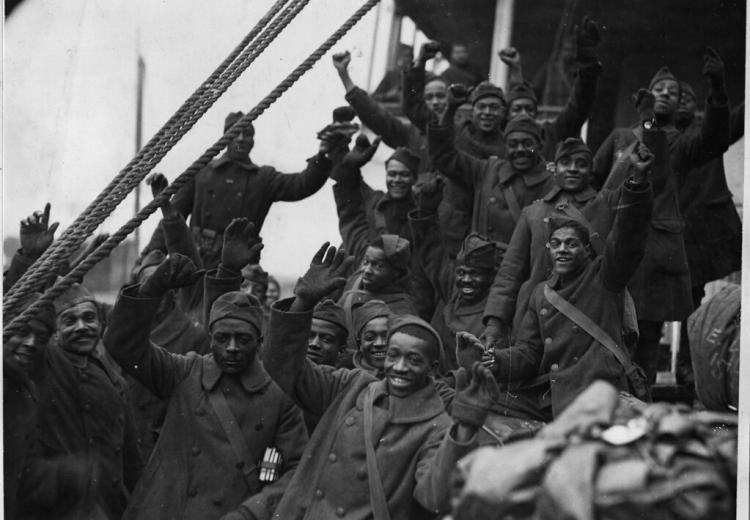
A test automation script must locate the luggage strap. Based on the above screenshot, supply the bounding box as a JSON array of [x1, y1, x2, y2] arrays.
[[207, 388, 257, 491], [543, 284, 648, 400], [364, 384, 392, 520]]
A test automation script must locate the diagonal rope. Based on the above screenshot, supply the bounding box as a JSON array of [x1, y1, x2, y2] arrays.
[[3, 0, 309, 315], [4, 0, 381, 335]]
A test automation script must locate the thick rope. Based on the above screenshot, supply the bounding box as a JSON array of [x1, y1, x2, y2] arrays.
[[3, 0, 308, 315], [4, 0, 381, 335]]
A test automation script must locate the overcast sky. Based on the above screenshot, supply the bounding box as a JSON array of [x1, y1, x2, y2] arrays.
[[3, 0, 397, 280]]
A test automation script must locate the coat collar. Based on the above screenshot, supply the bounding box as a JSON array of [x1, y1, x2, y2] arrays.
[[201, 356, 271, 393], [212, 153, 259, 171], [542, 185, 598, 204], [355, 378, 445, 424], [448, 293, 487, 316], [498, 159, 551, 187]]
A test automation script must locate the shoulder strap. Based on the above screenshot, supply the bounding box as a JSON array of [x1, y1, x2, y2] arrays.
[[543, 285, 631, 370], [501, 185, 522, 222], [363, 385, 392, 520], [206, 388, 257, 491]]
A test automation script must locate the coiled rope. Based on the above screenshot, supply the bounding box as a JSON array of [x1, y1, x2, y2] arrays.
[[4, 0, 310, 316], [4, 0, 381, 334]]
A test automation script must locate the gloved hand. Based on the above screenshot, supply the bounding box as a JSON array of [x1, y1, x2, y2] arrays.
[[632, 88, 656, 126], [138, 253, 205, 298], [411, 175, 444, 215], [627, 143, 655, 185], [293, 242, 354, 310], [481, 317, 509, 350], [575, 16, 601, 62], [702, 46, 725, 93], [219, 505, 257, 520], [451, 362, 500, 429], [19, 203, 60, 258], [146, 172, 179, 220], [330, 134, 381, 184], [220, 218, 264, 273], [455, 331, 485, 371], [418, 41, 441, 65]]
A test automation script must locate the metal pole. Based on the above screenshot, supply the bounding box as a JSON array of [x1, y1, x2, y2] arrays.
[[134, 54, 145, 255]]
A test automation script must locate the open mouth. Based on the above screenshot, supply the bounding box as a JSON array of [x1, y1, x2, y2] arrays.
[[388, 374, 412, 388], [555, 256, 572, 265]]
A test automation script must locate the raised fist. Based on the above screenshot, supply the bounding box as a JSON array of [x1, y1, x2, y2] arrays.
[[332, 51, 352, 73]]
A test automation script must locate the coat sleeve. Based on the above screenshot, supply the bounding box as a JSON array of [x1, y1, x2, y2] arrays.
[[267, 153, 332, 202], [414, 421, 478, 515], [3, 249, 37, 292], [591, 130, 617, 189], [345, 86, 413, 149], [483, 208, 534, 325], [402, 65, 435, 132], [160, 215, 203, 268], [263, 298, 363, 416], [240, 392, 308, 520], [729, 102, 744, 144], [333, 172, 379, 262], [492, 293, 545, 383], [428, 122, 487, 191], [545, 62, 601, 147], [103, 285, 196, 399], [672, 95, 730, 175], [171, 177, 195, 219], [408, 210, 453, 302]]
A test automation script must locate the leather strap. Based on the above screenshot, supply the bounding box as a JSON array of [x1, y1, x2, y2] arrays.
[[501, 185, 522, 222], [207, 388, 257, 491], [363, 384, 392, 520]]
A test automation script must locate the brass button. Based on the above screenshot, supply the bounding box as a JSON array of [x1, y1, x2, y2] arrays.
[[550, 363, 559, 371], [489, 197, 497, 203], [544, 337, 552, 345], [315, 489, 324, 499], [328, 453, 337, 463], [345, 416, 355, 426], [356, 467, 367, 480], [540, 308, 548, 316], [336, 507, 346, 517]]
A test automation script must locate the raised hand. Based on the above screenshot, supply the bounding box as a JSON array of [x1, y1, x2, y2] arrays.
[[451, 362, 500, 430], [418, 41, 441, 64], [702, 46, 725, 91], [498, 47, 520, 68], [411, 175, 444, 215], [575, 16, 601, 62], [332, 51, 352, 73], [455, 331, 485, 371], [138, 253, 205, 298], [632, 88, 656, 125], [292, 242, 354, 310], [220, 218, 263, 273], [341, 134, 381, 169], [628, 143, 655, 185], [20, 203, 60, 258], [146, 172, 178, 219]]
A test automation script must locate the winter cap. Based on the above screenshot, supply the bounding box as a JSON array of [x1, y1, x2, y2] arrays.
[[209, 291, 264, 334], [648, 66, 678, 91], [679, 81, 696, 101], [506, 81, 538, 105], [386, 148, 420, 176], [554, 138, 592, 163], [53, 282, 97, 316], [456, 233, 498, 270], [425, 72, 449, 87], [386, 314, 442, 362], [313, 299, 348, 333], [332, 106, 357, 123], [469, 81, 506, 105], [369, 234, 411, 271], [352, 299, 392, 340], [504, 114, 542, 143], [224, 111, 254, 135]]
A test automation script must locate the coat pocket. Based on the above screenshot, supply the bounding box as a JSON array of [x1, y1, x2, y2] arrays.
[[646, 224, 689, 275]]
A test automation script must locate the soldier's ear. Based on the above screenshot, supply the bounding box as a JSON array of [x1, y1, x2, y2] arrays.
[[584, 243, 593, 258]]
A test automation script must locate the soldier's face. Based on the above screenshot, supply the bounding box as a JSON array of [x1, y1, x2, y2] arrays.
[[454, 264, 493, 304], [424, 80, 448, 118], [359, 316, 389, 369], [548, 227, 591, 276], [508, 98, 538, 120], [4, 320, 51, 373], [210, 318, 260, 374], [56, 302, 101, 355], [385, 160, 417, 200], [506, 131, 539, 172], [384, 332, 436, 397], [554, 152, 592, 193], [307, 319, 346, 366], [228, 130, 254, 159], [472, 96, 505, 133], [651, 79, 680, 116], [361, 247, 399, 292], [675, 91, 697, 127]]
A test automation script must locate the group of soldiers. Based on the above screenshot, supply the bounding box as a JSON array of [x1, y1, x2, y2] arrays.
[[3, 14, 743, 520]]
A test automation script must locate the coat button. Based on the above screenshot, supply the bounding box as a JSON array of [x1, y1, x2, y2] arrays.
[[328, 453, 337, 463], [489, 197, 497, 203], [356, 467, 367, 480], [573, 356, 579, 362], [544, 337, 552, 345], [315, 489, 324, 499], [83, 403, 92, 412], [550, 363, 559, 371], [191, 446, 200, 456], [571, 325, 579, 333], [336, 507, 346, 517], [540, 308, 548, 316], [345, 416, 355, 426], [187, 486, 198, 497]]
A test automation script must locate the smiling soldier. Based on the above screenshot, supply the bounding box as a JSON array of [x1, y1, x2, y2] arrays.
[[263, 243, 499, 520]]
